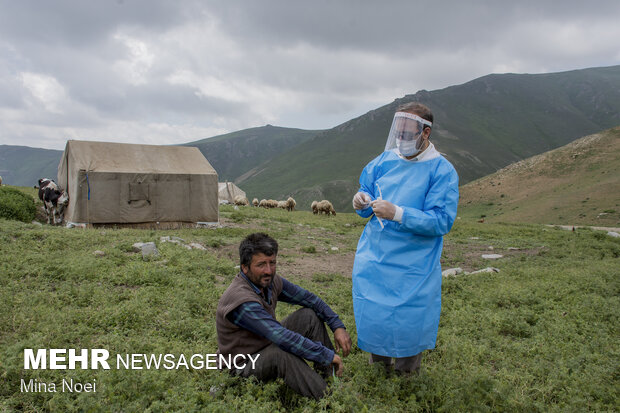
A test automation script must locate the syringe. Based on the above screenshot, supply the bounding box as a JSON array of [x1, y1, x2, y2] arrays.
[[375, 183, 385, 229]]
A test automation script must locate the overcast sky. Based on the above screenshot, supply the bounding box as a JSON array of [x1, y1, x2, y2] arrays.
[[1, 0, 619, 150]]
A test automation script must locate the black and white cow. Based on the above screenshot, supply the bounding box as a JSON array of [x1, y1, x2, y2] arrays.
[[37, 178, 69, 225]]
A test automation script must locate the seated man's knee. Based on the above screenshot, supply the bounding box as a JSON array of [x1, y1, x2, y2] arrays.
[[298, 307, 317, 318], [281, 308, 327, 339], [292, 307, 320, 324]]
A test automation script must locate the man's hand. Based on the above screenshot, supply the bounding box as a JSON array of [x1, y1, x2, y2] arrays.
[[331, 354, 343, 377], [352, 192, 371, 210], [333, 328, 352, 357], [370, 199, 396, 220]]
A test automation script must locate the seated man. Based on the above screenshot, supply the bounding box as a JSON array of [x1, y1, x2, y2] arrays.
[[216, 232, 352, 399]]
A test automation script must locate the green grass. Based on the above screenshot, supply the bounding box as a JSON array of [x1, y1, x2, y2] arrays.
[[0, 186, 37, 222], [1, 204, 618, 412]]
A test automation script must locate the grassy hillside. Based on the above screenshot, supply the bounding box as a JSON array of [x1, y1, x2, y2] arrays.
[[0, 145, 63, 187], [184, 125, 323, 183], [238, 65, 620, 212], [458, 127, 620, 226], [1, 204, 618, 411]]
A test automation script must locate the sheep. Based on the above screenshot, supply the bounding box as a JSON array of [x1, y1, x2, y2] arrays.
[[259, 199, 278, 208], [277, 200, 287, 209], [286, 197, 296, 212], [252, 198, 259, 207], [233, 195, 249, 206], [317, 200, 336, 216], [311, 201, 318, 214]]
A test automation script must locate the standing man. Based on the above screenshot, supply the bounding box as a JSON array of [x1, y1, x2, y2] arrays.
[[216, 233, 352, 399], [351, 102, 459, 374]]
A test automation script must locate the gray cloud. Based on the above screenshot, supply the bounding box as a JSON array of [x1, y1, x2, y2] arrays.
[[0, 0, 619, 150], [0, 0, 191, 47]]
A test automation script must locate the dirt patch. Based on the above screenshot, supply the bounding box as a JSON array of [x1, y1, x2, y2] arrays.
[[442, 239, 546, 273], [207, 242, 239, 262], [549, 225, 620, 233], [218, 216, 273, 231], [214, 216, 552, 278], [207, 242, 355, 280], [281, 250, 355, 279], [214, 216, 357, 279]]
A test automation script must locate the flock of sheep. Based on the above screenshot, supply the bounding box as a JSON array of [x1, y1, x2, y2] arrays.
[[231, 195, 336, 216], [255, 197, 297, 211]]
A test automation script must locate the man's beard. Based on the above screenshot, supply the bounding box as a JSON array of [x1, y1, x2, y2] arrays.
[[248, 270, 273, 288]]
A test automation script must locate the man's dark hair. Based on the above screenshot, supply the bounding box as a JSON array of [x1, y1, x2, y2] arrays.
[[239, 233, 279, 267], [397, 102, 434, 128]]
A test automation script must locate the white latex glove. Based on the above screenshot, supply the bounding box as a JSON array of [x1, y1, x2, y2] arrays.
[[370, 199, 397, 220], [352, 192, 371, 210]]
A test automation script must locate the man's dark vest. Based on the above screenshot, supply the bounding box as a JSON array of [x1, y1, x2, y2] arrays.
[[216, 272, 284, 357]]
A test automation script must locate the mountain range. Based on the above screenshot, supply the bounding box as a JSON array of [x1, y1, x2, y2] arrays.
[[1, 65, 619, 214], [0, 145, 65, 188], [234, 65, 620, 212]]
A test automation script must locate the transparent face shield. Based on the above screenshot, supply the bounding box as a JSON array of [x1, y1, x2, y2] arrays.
[[384, 112, 432, 156]]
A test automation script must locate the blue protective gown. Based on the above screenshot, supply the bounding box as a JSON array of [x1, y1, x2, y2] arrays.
[[352, 148, 459, 357]]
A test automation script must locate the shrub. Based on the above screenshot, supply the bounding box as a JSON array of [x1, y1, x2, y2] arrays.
[[0, 187, 36, 222], [312, 273, 336, 282], [230, 210, 245, 223], [301, 245, 316, 253], [208, 239, 224, 248]]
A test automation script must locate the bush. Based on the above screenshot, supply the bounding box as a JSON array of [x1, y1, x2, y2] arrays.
[[301, 245, 316, 253], [230, 210, 245, 223], [0, 187, 36, 222]]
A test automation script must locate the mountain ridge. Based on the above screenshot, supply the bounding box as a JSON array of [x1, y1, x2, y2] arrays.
[[238, 65, 620, 211]]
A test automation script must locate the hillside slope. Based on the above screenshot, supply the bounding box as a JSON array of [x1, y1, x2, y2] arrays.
[[0, 145, 63, 187], [238, 65, 620, 212], [458, 127, 620, 226], [184, 125, 323, 182]]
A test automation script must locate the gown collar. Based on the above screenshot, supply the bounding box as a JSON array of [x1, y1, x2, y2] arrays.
[[397, 142, 440, 162]]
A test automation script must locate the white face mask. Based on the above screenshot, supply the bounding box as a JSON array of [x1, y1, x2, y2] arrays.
[[397, 138, 420, 156]]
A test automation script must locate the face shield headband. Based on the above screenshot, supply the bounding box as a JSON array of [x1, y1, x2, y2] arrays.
[[384, 112, 432, 156]]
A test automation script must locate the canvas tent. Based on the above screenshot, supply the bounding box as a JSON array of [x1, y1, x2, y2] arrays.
[[218, 182, 246, 204], [57, 140, 219, 225]]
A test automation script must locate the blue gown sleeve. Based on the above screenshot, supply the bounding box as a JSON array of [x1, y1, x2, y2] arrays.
[[356, 154, 382, 218], [399, 164, 459, 237]]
